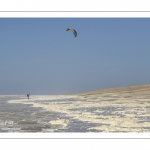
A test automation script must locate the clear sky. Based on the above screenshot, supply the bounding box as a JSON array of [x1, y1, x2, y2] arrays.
[[0, 18, 150, 94]]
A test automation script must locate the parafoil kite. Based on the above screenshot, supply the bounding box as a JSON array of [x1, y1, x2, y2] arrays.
[[66, 28, 77, 38]]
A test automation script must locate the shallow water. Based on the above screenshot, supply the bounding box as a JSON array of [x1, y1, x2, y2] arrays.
[[1, 94, 150, 132], [0, 95, 100, 132]]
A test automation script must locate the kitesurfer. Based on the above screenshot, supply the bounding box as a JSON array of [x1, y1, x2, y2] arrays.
[[27, 94, 30, 99]]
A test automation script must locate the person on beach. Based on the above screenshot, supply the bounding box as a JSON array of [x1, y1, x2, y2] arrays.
[[27, 94, 30, 99]]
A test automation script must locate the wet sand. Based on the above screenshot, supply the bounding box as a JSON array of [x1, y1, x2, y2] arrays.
[[1, 84, 150, 132]]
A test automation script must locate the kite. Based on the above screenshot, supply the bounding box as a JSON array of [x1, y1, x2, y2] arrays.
[[66, 28, 77, 38]]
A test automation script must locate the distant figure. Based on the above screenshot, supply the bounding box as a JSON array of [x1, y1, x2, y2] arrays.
[[27, 94, 30, 99]]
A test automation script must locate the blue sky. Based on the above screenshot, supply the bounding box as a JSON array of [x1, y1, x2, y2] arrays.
[[0, 18, 150, 94]]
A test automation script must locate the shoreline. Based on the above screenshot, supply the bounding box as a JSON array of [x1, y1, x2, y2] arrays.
[[5, 84, 150, 132]]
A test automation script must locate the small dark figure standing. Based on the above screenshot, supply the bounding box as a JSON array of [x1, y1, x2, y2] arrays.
[[27, 94, 30, 99]]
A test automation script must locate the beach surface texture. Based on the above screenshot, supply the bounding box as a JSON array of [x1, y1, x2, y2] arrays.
[[1, 84, 150, 132]]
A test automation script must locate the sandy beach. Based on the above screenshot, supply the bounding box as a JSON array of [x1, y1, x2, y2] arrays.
[[0, 84, 149, 132]]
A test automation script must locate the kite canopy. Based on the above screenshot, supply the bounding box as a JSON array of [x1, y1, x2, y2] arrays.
[[66, 28, 77, 37]]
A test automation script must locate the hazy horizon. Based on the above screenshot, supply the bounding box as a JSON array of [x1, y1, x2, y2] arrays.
[[0, 18, 150, 95]]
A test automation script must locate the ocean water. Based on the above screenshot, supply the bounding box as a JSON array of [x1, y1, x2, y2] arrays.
[[1, 93, 150, 132], [0, 95, 97, 132]]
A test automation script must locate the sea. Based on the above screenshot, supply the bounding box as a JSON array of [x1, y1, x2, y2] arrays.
[[1, 93, 150, 133], [0, 95, 95, 132]]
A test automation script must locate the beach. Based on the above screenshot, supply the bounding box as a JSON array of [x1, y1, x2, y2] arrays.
[[1, 84, 150, 132]]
